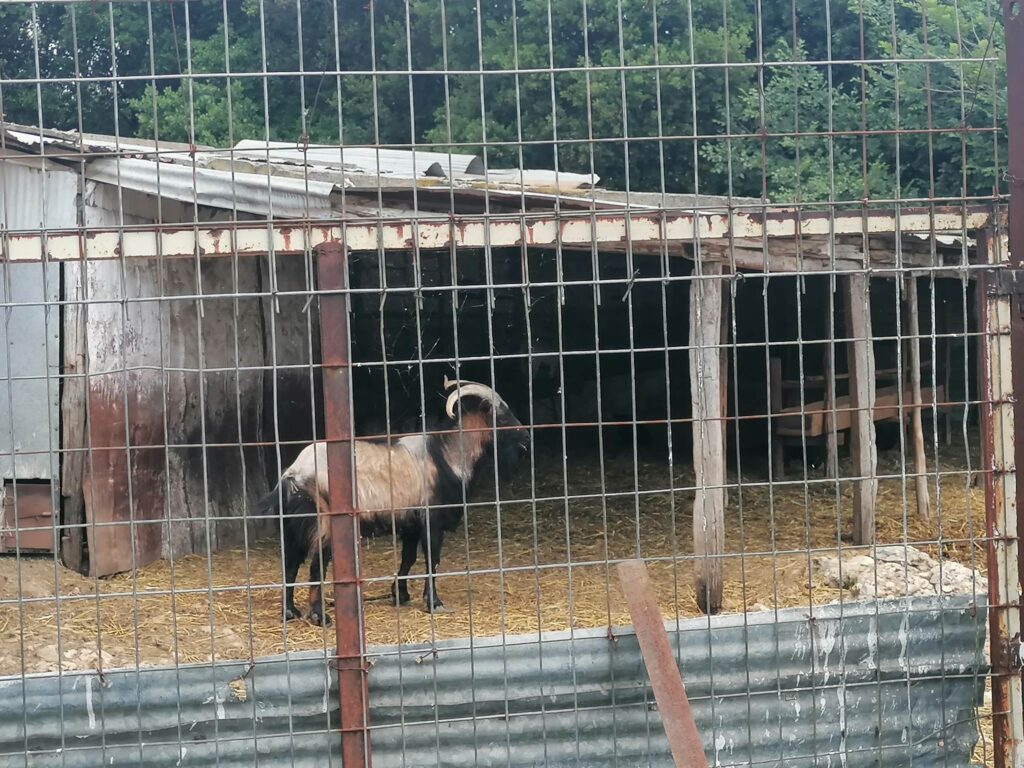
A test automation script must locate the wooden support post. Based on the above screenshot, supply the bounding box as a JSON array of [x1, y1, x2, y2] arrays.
[[769, 357, 785, 480], [942, 295, 954, 445], [60, 263, 87, 573], [974, 286, 985, 434], [843, 274, 878, 545], [690, 264, 725, 614], [823, 279, 839, 478], [906, 277, 932, 520], [720, 286, 731, 509]]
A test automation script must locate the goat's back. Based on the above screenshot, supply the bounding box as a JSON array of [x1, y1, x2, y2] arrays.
[[286, 436, 434, 514]]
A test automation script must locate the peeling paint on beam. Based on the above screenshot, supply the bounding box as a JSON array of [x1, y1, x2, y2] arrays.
[[0, 207, 995, 263]]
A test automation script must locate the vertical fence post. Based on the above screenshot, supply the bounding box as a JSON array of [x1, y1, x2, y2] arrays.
[[980, 228, 1024, 768], [690, 263, 724, 615], [905, 275, 932, 520], [315, 241, 371, 767], [843, 272, 877, 544], [997, 3, 1024, 764]]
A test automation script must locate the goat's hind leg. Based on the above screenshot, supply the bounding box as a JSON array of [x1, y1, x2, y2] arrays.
[[306, 544, 333, 627], [421, 523, 447, 613], [391, 531, 419, 606]]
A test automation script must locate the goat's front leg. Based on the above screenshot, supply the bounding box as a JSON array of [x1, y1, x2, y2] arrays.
[[306, 544, 333, 626], [391, 531, 419, 606], [283, 538, 306, 621], [421, 524, 447, 613]]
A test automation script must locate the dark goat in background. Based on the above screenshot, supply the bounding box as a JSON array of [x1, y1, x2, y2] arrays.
[[257, 377, 529, 626]]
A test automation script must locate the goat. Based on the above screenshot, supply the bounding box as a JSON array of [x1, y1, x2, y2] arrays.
[[256, 377, 529, 626]]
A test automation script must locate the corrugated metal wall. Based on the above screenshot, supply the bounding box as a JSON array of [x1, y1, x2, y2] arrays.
[[0, 596, 986, 767], [0, 160, 74, 483]]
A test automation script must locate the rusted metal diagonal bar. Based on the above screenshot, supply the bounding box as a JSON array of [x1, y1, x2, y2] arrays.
[[316, 241, 372, 766], [618, 559, 709, 768]]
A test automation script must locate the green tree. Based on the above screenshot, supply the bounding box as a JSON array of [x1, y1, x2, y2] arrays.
[[0, 0, 1006, 202]]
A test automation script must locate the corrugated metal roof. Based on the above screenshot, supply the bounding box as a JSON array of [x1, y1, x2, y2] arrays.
[[85, 157, 337, 220], [1, 128, 74, 153], [4, 123, 982, 231], [3, 123, 604, 191], [225, 142, 603, 192], [462, 167, 603, 191], [0, 595, 987, 767], [231, 139, 483, 178], [3, 126, 209, 161]]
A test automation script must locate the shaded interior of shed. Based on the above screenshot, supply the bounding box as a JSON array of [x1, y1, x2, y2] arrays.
[[340, 247, 980, 465], [57, 244, 980, 577]]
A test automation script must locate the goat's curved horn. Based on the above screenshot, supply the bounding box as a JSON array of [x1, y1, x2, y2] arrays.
[[445, 382, 502, 418], [443, 375, 472, 390], [444, 390, 459, 418]]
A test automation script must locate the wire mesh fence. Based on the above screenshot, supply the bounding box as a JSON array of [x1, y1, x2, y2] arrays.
[[0, 0, 1016, 766]]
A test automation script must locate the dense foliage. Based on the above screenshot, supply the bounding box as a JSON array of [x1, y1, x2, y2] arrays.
[[0, 0, 1005, 203]]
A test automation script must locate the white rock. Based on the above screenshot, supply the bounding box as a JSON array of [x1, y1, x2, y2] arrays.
[[813, 546, 985, 600], [845, 555, 875, 570]]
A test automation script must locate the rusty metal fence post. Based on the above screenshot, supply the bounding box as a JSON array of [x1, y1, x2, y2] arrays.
[[315, 240, 371, 767], [997, 3, 1024, 764], [982, 224, 1024, 768]]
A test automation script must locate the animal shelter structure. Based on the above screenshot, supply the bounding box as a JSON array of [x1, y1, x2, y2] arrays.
[[0, 121, 1017, 767], [0, 124, 989, 591]]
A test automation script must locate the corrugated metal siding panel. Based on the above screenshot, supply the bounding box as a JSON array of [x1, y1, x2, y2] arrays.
[[0, 596, 986, 767], [0, 162, 75, 481], [0, 160, 79, 230]]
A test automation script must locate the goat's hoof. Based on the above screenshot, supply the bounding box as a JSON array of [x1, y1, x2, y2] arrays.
[[426, 601, 448, 615], [307, 610, 332, 627], [391, 580, 412, 606], [284, 605, 303, 621]]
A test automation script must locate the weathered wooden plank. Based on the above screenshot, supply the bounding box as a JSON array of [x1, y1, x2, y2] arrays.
[[844, 274, 878, 545], [82, 256, 272, 575], [942, 296, 954, 446], [59, 262, 87, 573], [769, 358, 785, 480], [906, 278, 932, 520], [689, 265, 725, 615], [775, 384, 946, 436], [162, 256, 271, 557], [720, 285, 731, 509], [80, 193, 167, 576], [823, 342, 839, 479], [617, 559, 710, 768], [778, 363, 928, 389]]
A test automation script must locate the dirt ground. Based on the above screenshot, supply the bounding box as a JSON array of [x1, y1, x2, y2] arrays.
[[0, 434, 996, 762]]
